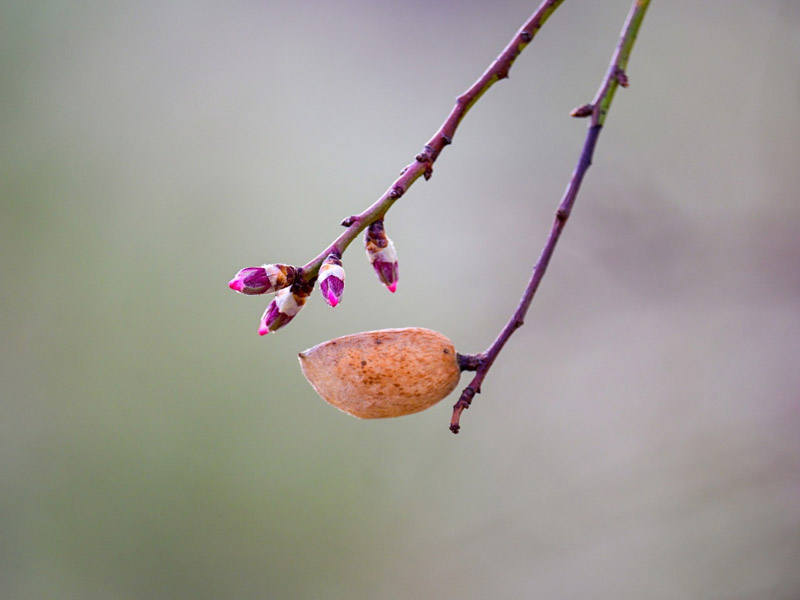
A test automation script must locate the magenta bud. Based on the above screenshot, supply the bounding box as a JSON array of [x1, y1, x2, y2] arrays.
[[318, 254, 345, 307], [372, 258, 398, 293], [229, 267, 270, 294], [258, 287, 307, 335], [365, 221, 399, 293], [229, 264, 296, 295]]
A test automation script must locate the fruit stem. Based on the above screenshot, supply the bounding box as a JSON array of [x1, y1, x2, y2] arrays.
[[456, 352, 485, 372]]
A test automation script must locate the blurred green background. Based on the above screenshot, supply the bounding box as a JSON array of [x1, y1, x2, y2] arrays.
[[2, 1, 799, 598]]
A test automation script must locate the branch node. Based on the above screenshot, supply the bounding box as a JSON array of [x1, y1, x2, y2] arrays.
[[389, 185, 404, 199], [341, 216, 358, 227], [441, 134, 452, 146], [615, 67, 629, 87], [520, 30, 533, 43], [424, 166, 433, 181], [459, 386, 477, 405]]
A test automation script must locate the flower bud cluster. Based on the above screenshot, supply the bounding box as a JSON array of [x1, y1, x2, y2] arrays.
[[229, 219, 401, 335]]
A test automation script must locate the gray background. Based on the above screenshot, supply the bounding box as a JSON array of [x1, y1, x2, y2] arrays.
[[2, 1, 799, 598]]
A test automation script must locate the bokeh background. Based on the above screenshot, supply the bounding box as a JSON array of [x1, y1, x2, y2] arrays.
[[2, 1, 799, 598]]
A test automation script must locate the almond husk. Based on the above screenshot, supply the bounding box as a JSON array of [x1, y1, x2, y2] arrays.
[[298, 327, 461, 419]]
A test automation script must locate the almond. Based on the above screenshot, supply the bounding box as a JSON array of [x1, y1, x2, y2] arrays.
[[298, 328, 461, 419]]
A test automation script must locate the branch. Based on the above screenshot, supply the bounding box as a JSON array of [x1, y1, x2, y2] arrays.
[[450, 0, 651, 434], [298, 0, 565, 282]]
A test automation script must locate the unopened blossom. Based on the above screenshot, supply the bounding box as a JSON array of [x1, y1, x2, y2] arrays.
[[228, 264, 295, 295], [318, 254, 345, 307], [365, 220, 399, 293], [258, 287, 307, 335]]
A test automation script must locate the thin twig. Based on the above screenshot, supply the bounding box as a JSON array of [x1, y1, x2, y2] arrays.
[[450, 0, 651, 434], [299, 0, 565, 281]]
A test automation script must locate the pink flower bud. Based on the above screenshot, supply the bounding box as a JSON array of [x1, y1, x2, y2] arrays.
[[229, 264, 296, 295], [365, 220, 399, 293], [258, 287, 307, 335], [318, 254, 345, 307]]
